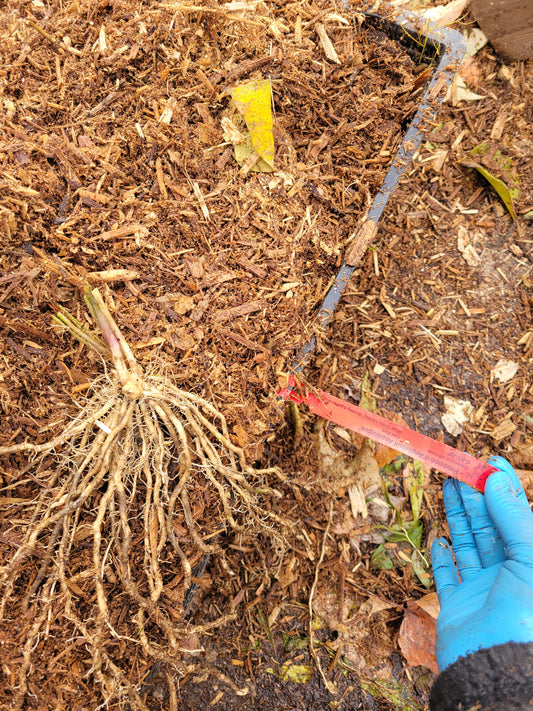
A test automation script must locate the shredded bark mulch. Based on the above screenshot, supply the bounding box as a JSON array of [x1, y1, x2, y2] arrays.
[[1, 0, 532, 708]]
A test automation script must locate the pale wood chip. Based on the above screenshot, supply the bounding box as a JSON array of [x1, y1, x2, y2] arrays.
[[315, 23, 341, 64], [490, 418, 517, 441], [88, 269, 140, 282], [193, 181, 210, 220], [212, 300, 264, 323]]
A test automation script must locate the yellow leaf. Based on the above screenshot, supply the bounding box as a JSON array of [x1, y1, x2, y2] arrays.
[[463, 142, 520, 219], [279, 662, 313, 684], [230, 79, 274, 171]]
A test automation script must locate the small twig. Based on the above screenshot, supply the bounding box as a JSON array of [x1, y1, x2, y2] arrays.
[[26, 20, 58, 46], [85, 91, 121, 118], [308, 499, 335, 694]]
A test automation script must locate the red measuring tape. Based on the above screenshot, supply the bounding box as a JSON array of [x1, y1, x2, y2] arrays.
[[278, 375, 496, 492]]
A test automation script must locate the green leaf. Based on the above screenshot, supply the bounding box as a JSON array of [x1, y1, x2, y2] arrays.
[[362, 678, 424, 710], [411, 550, 433, 588], [371, 544, 395, 571], [464, 142, 520, 219], [283, 634, 309, 651], [279, 662, 313, 684], [470, 165, 517, 217], [387, 520, 423, 548], [406, 460, 425, 522], [359, 371, 376, 412]]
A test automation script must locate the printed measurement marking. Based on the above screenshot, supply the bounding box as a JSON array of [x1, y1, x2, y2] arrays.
[[278, 376, 496, 492]]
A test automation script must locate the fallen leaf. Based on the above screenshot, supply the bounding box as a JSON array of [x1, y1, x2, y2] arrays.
[[399, 593, 440, 674], [463, 142, 520, 219], [134, 336, 166, 350], [441, 396, 473, 436], [457, 226, 482, 267], [232, 423, 249, 448], [374, 409, 409, 467], [359, 596, 393, 617], [229, 79, 274, 172], [332, 426, 352, 443], [284, 634, 308, 651], [446, 75, 485, 105], [361, 678, 424, 710], [78, 135, 94, 148], [170, 329, 195, 351], [165, 293, 196, 314], [458, 57, 483, 87], [279, 662, 313, 684], [355, 442, 381, 491], [313, 589, 392, 670], [307, 130, 331, 161], [491, 359, 519, 383], [415, 592, 440, 618], [359, 371, 377, 412], [422, 0, 468, 26], [470, 164, 517, 218], [315, 424, 360, 493], [465, 28, 488, 57]]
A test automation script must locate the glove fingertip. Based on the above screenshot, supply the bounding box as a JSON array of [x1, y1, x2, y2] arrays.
[[431, 535, 449, 555], [431, 537, 460, 603], [431, 536, 451, 567], [442, 477, 462, 512], [485, 461, 526, 503], [487, 455, 519, 480]]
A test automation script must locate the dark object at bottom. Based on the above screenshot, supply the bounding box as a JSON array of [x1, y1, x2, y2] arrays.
[[430, 641, 533, 710]]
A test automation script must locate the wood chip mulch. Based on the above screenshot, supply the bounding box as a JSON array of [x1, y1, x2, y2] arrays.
[[1, 0, 532, 708]]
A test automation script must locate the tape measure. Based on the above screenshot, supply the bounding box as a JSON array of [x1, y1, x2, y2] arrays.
[[278, 375, 496, 492]]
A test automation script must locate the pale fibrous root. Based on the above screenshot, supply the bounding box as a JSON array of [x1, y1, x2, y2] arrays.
[[0, 288, 288, 709]]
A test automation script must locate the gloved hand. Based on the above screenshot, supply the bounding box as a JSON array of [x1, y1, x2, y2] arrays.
[[431, 456, 533, 671]]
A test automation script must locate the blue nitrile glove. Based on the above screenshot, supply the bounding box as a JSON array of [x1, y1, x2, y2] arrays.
[[431, 456, 533, 671]]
